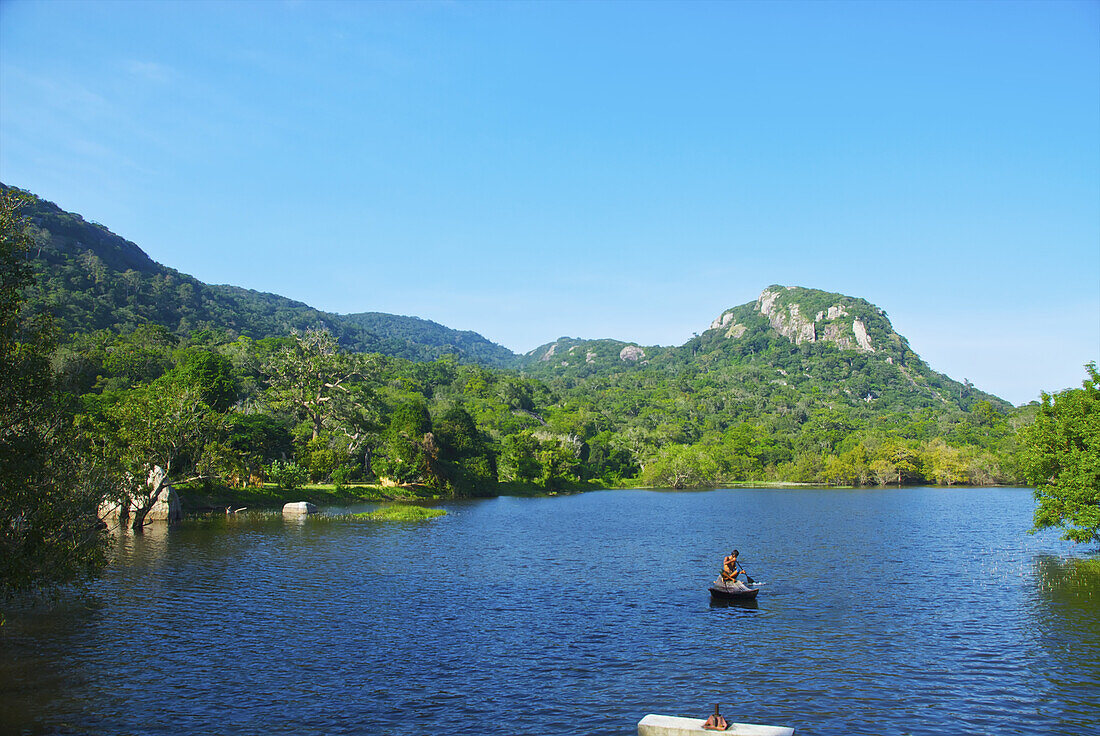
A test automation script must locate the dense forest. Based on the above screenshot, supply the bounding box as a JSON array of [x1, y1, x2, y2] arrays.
[[5, 183, 1036, 505], [2, 183, 514, 367]]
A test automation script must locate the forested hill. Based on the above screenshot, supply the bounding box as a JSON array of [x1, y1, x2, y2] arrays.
[[8, 182, 1008, 412], [5, 182, 1030, 492], [517, 285, 1010, 414], [341, 312, 515, 367], [3, 184, 516, 366]]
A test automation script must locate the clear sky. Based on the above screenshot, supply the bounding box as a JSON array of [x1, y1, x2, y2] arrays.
[[1, 0, 1097, 405]]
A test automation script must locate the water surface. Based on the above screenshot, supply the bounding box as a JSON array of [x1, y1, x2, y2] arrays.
[[3, 487, 1098, 735]]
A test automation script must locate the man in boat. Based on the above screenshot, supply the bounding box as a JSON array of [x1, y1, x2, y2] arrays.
[[717, 549, 751, 592]]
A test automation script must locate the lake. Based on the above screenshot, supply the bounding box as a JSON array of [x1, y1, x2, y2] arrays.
[[2, 487, 1098, 735]]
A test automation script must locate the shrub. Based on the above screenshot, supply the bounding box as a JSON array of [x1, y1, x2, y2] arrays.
[[267, 460, 308, 491]]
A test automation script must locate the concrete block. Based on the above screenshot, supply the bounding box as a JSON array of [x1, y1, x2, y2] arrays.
[[638, 714, 794, 736]]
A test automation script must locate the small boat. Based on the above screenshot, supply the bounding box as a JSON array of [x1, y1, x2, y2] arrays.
[[709, 582, 760, 601]]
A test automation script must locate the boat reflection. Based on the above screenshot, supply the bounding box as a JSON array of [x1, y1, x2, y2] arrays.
[[709, 596, 759, 611]]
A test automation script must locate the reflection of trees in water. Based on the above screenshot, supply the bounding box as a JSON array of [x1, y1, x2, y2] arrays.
[[1030, 555, 1100, 731], [0, 592, 103, 732], [108, 520, 171, 568]]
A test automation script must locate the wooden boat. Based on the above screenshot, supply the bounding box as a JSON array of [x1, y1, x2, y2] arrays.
[[708, 582, 760, 601]]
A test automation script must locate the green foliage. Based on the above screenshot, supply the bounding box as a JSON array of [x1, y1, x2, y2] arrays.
[[341, 312, 514, 367], [350, 505, 446, 522], [224, 413, 294, 478], [261, 328, 376, 442], [500, 431, 542, 484], [330, 464, 356, 490], [267, 460, 308, 491], [85, 372, 221, 527], [377, 400, 434, 484], [176, 348, 238, 411], [642, 444, 721, 489], [1019, 364, 1100, 544], [4, 183, 513, 366], [100, 324, 177, 388], [0, 189, 107, 596], [5, 182, 1037, 499], [432, 403, 497, 495]]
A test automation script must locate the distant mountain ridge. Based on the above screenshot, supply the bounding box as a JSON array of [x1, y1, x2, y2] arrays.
[[6, 183, 1008, 409]]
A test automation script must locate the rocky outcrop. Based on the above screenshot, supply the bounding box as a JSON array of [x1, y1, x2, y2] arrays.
[[755, 288, 817, 345], [750, 286, 875, 353], [709, 312, 736, 330], [619, 345, 645, 362], [98, 466, 182, 527], [707, 311, 747, 339], [282, 501, 318, 515], [853, 318, 875, 352], [99, 487, 182, 526]]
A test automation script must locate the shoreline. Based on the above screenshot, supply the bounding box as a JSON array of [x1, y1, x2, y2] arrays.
[[177, 479, 1028, 514]]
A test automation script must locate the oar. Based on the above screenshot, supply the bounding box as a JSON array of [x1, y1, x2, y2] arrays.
[[739, 564, 755, 585]]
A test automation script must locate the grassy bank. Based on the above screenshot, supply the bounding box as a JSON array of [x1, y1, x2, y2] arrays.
[[177, 481, 444, 512], [178, 477, 617, 512]]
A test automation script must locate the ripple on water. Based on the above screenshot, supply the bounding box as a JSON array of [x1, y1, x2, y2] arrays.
[[2, 488, 1097, 736]]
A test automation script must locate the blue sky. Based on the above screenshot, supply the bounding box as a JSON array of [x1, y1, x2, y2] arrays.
[[1, 0, 1097, 405]]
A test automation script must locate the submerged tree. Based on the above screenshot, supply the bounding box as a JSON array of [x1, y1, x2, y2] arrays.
[[1019, 363, 1100, 545], [92, 373, 220, 529], [0, 190, 107, 596]]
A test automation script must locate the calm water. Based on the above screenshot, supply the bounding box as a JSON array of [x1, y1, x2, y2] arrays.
[[2, 487, 1098, 735]]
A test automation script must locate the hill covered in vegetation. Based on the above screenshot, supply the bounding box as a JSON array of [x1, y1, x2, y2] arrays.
[[5, 183, 1030, 496], [3, 184, 515, 366]]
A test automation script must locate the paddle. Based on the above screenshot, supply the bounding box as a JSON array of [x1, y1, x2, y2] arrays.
[[738, 564, 755, 585]]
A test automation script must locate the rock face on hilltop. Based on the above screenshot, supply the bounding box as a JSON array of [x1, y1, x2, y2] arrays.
[[706, 285, 909, 359], [521, 337, 656, 370], [518, 284, 1008, 412]]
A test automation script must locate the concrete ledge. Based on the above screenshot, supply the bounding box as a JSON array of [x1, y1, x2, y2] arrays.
[[638, 714, 794, 736]]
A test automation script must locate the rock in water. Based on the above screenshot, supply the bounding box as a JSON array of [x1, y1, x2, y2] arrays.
[[98, 485, 182, 526], [144, 486, 182, 522], [282, 501, 318, 515]]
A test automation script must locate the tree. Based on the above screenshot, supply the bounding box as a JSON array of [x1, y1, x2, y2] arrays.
[[176, 348, 238, 411], [1, 190, 107, 596], [500, 431, 542, 484], [377, 400, 434, 484], [642, 444, 720, 489], [923, 438, 969, 486], [261, 328, 377, 449], [89, 373, 220, 529], [536, 438, 584, 490], [433, 403, 497, 495], [869, 440, 921, 486], [1019, 364, 1100, 544], [223, 412, 294, 484]]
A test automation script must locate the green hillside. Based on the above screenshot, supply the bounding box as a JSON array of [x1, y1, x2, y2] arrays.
[[4, 183, 515, 366], [517, 286, 1007, 417], [4, 183, 1029, 493]]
